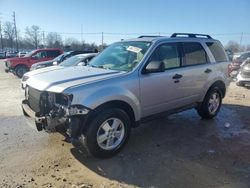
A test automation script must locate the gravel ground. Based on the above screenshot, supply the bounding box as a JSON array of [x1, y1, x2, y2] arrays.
[[0, 61, 250, 188]]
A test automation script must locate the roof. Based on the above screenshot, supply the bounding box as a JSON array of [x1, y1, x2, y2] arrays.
[[124, 33, 218, 43]]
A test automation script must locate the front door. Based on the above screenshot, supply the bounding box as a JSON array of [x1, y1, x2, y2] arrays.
[[140, 42, 185, 117]]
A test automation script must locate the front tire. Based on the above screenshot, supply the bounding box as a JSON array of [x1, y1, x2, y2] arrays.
[[197, 87, 222, 119], [85, 108, 131, 158], [15, 65, 28, 78]]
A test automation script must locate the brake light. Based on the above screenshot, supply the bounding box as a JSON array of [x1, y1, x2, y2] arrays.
[[228, 64, 232, 76]]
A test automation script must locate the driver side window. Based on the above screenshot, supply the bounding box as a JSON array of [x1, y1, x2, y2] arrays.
[[149, 43, 181, 70], [32, 51, 47, 59]]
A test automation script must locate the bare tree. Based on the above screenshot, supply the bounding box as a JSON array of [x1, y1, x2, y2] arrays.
[[64, 37, 81, 50], [46, 32, 62, 48], [25, 25, 41, 49], [225, 41, 245, 53], [3, 21, 15, 49]]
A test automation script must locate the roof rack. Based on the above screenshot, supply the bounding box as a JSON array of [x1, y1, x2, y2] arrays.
[[138, 35, 163, 38], [171, 33, 212, 39]]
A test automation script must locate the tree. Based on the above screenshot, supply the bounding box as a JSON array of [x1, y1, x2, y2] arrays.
[[225, 41, 245, 53], [64, 37, 81, 50], [3, 21, 15, 49], [25, 25, 41, 49], [46, 32, 62, 48]]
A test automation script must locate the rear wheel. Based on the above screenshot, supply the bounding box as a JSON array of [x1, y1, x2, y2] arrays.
[[15, 65, 28, 78], [197, 87, 222, 119], [236, 81, 244, 87], [84, 108, 131, 158]]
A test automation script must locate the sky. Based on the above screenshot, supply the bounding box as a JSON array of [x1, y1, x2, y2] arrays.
[[0, 0, 250, 45]]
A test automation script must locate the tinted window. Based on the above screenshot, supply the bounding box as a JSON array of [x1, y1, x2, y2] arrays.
[[47, 50, 61, 58], [206, 42, 227, 62], [149, 43, 180, 69], [183, 42, 207, 65], [32, 51, 47, 59]]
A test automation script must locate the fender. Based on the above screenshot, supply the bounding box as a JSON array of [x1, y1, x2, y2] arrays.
[[73, 86, 141, 121]]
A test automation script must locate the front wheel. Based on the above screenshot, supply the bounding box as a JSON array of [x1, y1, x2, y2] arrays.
[[197, 87, 222, 119], [85, 108, 131, 158], [15, 65, 28, 78]]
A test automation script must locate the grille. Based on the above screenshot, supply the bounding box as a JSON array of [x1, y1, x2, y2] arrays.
[[27, 86, 42, 113], [241, 71, 250, 78]]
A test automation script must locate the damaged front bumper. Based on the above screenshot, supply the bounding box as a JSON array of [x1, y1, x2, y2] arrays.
[[22, 99, 90, 132]]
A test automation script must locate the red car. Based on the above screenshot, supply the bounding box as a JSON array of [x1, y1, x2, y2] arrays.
[[4, 48, 63, 78]]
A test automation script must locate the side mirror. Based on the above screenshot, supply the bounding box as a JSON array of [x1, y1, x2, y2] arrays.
[[53, 61, 58, 65], [77, 62, 85, 66], [142, 61, 165, 74]]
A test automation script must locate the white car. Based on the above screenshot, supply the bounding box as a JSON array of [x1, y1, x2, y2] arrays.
[[21, 53, 97, 89]]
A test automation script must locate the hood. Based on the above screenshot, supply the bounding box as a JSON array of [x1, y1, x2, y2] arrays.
[[24, 65, 65, 78], [33, 60, 53, 67], [6, 56, 29, 62], [26, 66, 125, 93]]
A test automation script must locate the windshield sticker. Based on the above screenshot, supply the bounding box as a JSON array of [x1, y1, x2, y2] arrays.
[[127, 46, 142, 53]]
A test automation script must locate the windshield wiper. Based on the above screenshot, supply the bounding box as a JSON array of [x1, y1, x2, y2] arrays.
[[89, 64, 107, 69]]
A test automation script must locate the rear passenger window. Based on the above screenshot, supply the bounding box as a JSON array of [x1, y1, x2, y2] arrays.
[[183, 42, 207, 65], [206, 42, 227, 62], [149, 43, 181, 69], [47, 50, 61, 58]]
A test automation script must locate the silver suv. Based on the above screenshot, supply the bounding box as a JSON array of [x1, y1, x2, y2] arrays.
[[22, 33, 230, 158]]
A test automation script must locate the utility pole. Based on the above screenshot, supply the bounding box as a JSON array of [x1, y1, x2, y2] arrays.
[[81, 24, 83, 44], [101, 32, 104, 50], [13, 11, 19, 52], [42, 31, 45, 47], [240, 32, 243, 46], [0, 20, 4, 51]]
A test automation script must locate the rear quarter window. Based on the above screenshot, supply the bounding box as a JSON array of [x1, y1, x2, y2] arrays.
[[206, 42, 227, 62]]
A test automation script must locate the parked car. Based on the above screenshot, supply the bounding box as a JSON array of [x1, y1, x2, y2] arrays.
[[21, 53, 97, 89], [22, 33, 230, 158], [236, 57, 250, 87], [5, 48, 63, 78], [6, 51, 18, 58], [18, 51, 28, 57], [0, 52, 6, 59], [231, 51, 250, 70], [30, 50, 94, 71]]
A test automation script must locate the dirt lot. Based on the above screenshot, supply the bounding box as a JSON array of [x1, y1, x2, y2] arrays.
[[0, 62, 250, 188]]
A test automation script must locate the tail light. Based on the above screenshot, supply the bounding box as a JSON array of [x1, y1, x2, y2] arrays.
[[228, 64, 232, 77]]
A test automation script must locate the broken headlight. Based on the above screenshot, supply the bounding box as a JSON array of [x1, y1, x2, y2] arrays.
[[55, 93, 73, 106]]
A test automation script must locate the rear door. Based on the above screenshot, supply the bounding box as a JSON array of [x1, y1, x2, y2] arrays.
[[175, 42, 212, 104]]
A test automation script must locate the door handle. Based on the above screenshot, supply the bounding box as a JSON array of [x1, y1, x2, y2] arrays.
[[172, 74, 183, 79], [204, 68, 212, 73]]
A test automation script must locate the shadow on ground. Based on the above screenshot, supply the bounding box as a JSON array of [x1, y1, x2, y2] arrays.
[[71, 104, 250, 188]]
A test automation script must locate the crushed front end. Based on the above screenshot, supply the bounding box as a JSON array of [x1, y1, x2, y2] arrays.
[[22, 86, 90, 134]]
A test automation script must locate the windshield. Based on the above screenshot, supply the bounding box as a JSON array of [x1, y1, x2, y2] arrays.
[[53, 53, 65, 62], [59, 55, 85, 67], [24, 50, 36, 57], [89, 41, 151, 71]]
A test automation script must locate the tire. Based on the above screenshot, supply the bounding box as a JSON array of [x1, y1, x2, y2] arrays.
[[197, 87, 222, 119], [236, 81, 244, 87], [15, 65, 28, 78], [84, 108, 131, 158]]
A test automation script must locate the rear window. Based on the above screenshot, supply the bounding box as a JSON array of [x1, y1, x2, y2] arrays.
[[183, 42, 207, 66], [206, 42, 227, 62]]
